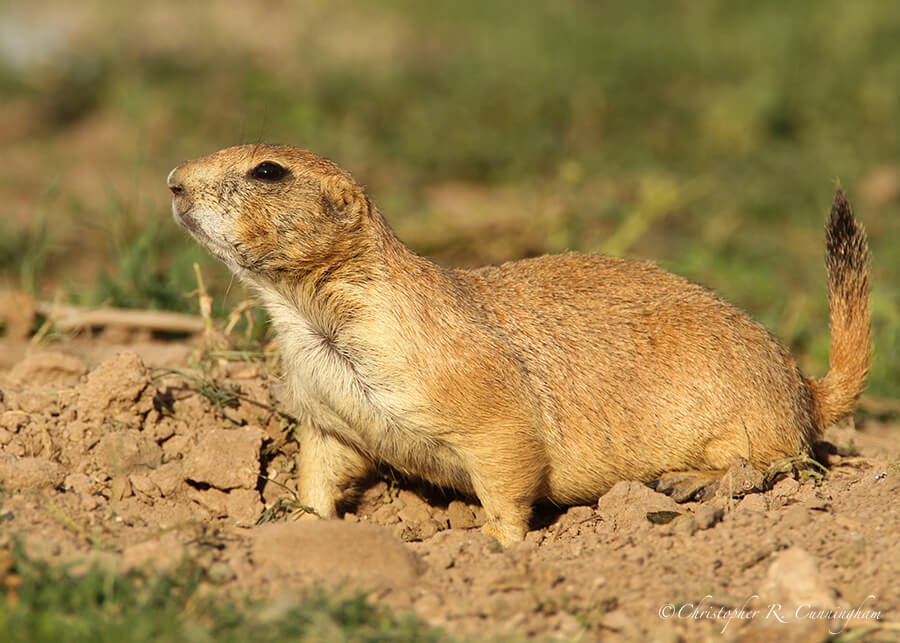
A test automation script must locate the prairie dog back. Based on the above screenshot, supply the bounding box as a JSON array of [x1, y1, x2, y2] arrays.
[[460, 253, 818, 502], [169, 144, 870, 545]]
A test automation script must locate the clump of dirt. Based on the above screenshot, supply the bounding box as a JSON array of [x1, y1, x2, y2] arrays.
[[0, 331, 897, 640]]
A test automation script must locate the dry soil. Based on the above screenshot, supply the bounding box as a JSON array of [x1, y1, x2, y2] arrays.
[[0, 300, 897, 642]]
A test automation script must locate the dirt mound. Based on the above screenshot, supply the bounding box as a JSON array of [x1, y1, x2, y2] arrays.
[[250, 520, 424, 589], [0, 338, 896, 640]]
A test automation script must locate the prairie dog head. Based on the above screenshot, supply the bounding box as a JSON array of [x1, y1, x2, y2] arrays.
[[168, 144, 372, 280]]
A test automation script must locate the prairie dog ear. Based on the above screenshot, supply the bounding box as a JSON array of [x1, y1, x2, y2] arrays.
[[322, 174, 365, 219]]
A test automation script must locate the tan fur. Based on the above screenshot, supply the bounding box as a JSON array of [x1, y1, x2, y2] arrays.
[[168, 145, 871, 545]]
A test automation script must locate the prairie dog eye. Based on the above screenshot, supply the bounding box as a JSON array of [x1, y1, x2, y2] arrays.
[[249, 161, 289, 181]]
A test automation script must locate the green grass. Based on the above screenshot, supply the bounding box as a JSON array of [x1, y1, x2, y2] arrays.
[[78, 200, 209, 313], [0, 176, 61, 295], [1, 0, 897, 396], [0, 542, 444, 643]]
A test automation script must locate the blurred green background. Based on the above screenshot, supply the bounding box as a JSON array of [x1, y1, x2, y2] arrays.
[[0, 0, 897, 396]]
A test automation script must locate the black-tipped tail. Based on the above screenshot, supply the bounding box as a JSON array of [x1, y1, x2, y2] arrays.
[[812, 186, 871, 428]]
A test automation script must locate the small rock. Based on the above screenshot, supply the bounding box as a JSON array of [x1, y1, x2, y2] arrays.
[[671, 514, 698, 536], [596, 481, 680, 531], [693, 504, 724, 530], [759, 547, 835, 609], [555, 505, 595, 533], [15, 391, 55, 415], [226, 488, 263, 526], [0, 410, 29, 433], [150, 417, 177, 442], [735, 494, 768, 513], [8, 351, 87, 388], [80, 493, 103, 511], [183, 427, 265, 490], [420, 529, 468, 570], [161, 433, 192, 460], [110, 475, 133, 501], [646, 510, 682, 525], [96, 430, 162, 475], [771, 477, 800, 498], [0, 456, 64, 491], [148, 461, 184, 497], [395, 519, 442, 542], [447, 500, 478, 530], [251, 520, 423, 589], [395, 491, 443, 540], [370, 501, 401, 525], [768, 476, 803, 509], [396, 490, 432, 523], [75, 352, 153, 427], [65, 472, 93, 495], [419, 528, 502, 567], [129, 472, 160, 498], [716, 458, 764, 499], [187, 485, 229, 517], [63, 421, 87, 443]]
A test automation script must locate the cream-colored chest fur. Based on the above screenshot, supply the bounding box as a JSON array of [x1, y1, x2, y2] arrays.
[[259, 289, 471, 490]]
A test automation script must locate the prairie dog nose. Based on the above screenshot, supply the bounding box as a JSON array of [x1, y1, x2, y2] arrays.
[[167, 167, 184, 195]]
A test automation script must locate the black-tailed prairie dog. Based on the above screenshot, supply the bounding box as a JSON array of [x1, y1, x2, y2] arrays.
[[168, 144, 871, 545]]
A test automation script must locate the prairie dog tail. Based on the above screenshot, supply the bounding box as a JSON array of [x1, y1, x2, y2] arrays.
[[811, 187, 871, 429]]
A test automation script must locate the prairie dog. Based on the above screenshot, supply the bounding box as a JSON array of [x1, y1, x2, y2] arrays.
[[168, 145, 870, 545]]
